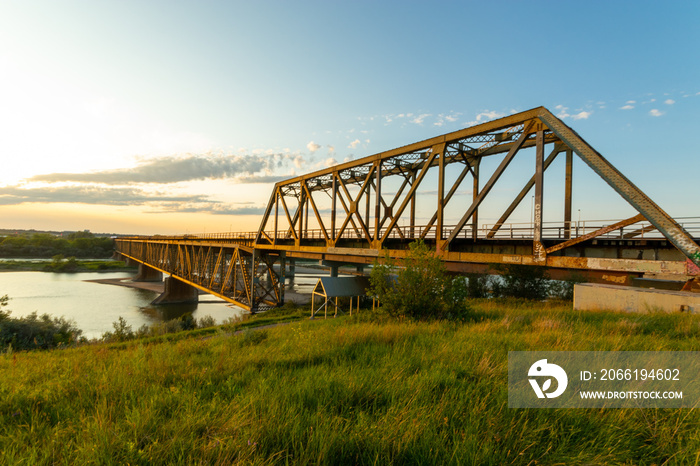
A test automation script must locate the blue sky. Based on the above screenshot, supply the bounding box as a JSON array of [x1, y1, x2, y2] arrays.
[[0, 1, 698, 234]]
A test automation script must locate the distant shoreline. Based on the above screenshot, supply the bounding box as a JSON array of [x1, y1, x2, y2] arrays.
[[0, 259, 137, 273]]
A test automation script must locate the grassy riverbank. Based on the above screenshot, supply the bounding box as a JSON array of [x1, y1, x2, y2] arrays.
[[0, 259, 136, 273], [2, 300, 700, 464]]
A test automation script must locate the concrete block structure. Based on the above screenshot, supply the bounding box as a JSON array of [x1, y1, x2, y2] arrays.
[[574, 283, 700, 314]]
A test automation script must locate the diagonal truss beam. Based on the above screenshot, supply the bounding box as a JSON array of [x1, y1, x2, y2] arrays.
[[302, 181, 330, 241], [537, 108, 700, 267], [444, 122, 534, 248], [545, 213, 645, 254], [380, 149, 439, 243]]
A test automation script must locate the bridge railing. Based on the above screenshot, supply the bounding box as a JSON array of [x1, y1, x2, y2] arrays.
[[165, 217, 699, 244]]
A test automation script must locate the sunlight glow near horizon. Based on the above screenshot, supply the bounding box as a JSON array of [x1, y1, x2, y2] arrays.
[[0, 1, 698, 235]]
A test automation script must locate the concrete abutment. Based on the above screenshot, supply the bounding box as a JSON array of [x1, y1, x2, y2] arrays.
[[133, 263, 163, 282]]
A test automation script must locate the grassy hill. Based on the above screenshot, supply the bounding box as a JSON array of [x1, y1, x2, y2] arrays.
[[2, 300, 700, 464]]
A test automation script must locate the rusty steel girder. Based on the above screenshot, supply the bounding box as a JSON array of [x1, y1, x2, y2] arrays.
[[114, 238, 284, 312]]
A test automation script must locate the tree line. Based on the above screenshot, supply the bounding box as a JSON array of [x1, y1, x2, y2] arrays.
[[0, 232, 114, 258]]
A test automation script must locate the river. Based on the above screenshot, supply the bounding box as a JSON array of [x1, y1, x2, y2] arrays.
[[0, 271, 245, 340], [0, 269, 321, 340]]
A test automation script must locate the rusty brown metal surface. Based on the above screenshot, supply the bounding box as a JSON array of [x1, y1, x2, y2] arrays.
[[545, 214, 645, 254]]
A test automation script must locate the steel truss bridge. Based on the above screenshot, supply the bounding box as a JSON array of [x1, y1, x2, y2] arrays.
[[115, 107, 700, 312]]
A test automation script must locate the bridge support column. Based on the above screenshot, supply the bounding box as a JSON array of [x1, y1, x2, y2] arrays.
[[152, 277, 199, 305], [287, 259, 296, 283], [134, 263, 163, 282]]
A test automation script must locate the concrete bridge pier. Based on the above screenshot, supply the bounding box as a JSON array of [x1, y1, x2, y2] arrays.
[[152, 277, 199, 305], [133, 263, 163, 282], [287, 259, 296, 283]]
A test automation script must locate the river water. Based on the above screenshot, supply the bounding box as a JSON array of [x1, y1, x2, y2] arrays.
[[0, 269, 322, 340], [0, 271, 245, 340]]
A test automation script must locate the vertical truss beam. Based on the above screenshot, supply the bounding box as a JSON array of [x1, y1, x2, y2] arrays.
[[533, 130, 545, 262], [472, 158, 480, 240], [486, 143, 564, 238], [564, 149, 573, 239], [436, 143, 447, 244]]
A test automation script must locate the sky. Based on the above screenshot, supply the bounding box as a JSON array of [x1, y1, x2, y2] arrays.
[[0, 1, 698, 235]]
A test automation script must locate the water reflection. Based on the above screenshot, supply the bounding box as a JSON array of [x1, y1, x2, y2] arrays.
[[139, 302, 199, 321]]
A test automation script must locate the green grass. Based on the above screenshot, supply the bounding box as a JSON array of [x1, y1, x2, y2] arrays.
[[2, 299, 700, 464]]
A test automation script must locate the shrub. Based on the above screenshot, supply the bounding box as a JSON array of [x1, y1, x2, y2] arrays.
[[43, 255, 79, 272], [103, 313, 218, 342], [0, 295, 84, 351], [492, 264, 551, 300], [196, 315, 217, 328], [465, 273, 493, 298], [549, 272, 586, 301], [369, 239, 470, 321], [102, 316, 135, 342]]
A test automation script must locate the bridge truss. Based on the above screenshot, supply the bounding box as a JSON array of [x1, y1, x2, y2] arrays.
[[115, 107, 700, 311]]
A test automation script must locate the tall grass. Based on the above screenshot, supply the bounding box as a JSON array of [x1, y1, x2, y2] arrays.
[[1, 299, 700, 464]]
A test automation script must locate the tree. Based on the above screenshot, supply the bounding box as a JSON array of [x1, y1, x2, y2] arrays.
[[369, 240, 469, 321], [0, 295, 9, 321]]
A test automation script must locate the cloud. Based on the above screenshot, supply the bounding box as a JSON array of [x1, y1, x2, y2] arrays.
[[554, 106, 592, 120], [434, 112, 461, 127], [27, 152, 300, 185], [466, 110, 506, 126], [649, 109, 664, 117], [235, 174, 291, 184], [0, 183, 268, 216], [620, 105, 635, 110], [0, 184, 204, 206], [292, 155, 304, 169], [411, 114, 431, 125], [348, 139, 361, 149], [555, 105, 570, 119], [664, 99, 675, 105], [572, 111, 592, 120], [150, 203, 267, 216], [306, 141, 321, 153]]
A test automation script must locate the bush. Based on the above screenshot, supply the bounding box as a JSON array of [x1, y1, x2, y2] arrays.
[[369, 240, 470, 321], [465, 273, 493, 298], [102, 316, 135, 342], [196, 315, 217, 328], [549, 272, 586, 301], [0, 295, 84, 351], [44, 255, 79, 272], [102, 313, 218, 342], [491, 264, 551, 301]]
